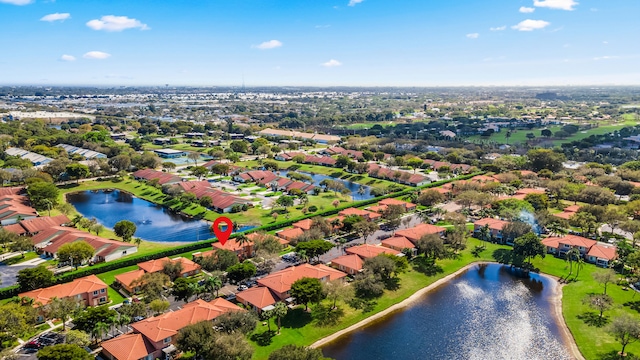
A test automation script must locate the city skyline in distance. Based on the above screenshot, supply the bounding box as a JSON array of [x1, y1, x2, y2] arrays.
[[0, 0, 638, 87]]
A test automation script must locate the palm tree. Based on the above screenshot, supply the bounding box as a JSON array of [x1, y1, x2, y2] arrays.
[[573, 256, 585, 280], [205, 275, 223, 298], [93, 321, 109, 342], [273, 302, 289, 334], [297, 249, 309, 263], [134, 237, 142, 248], [478, 224, 490, 247], [565, 247, 580, 280], [118, 314, 131, 331], [547, 222, 567, 237]]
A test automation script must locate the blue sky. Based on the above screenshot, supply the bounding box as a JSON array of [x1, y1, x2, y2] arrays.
[[0, 0, 638, 86]]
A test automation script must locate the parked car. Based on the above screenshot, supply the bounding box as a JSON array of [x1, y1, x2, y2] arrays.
[[237, 285, 248, 291]]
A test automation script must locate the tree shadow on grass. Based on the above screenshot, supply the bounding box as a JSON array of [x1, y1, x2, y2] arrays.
[[492, 249, 513, 264], [577, 311, 610, 327], [312, 304, 345, 327], [384, 277, 401, 291], [249, 330, 275, 346], [624, 301, 640, 314], [411, 257, 443, 276], [599, 350, 640, 360], [280, 308, 312, 329]]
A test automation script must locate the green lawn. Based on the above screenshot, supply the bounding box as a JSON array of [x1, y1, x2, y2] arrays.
[[96, 265, 140, 305], [468, 118, 639, 146]]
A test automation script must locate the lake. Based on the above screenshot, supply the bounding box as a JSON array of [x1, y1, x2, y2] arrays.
[[278, 170, 374, 200], [66, 189, 254, 243], [321, 264, 571, 360]]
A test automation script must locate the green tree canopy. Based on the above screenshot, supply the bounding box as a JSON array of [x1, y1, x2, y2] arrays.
[[291, 277, 324, 311], [113, 220, 137, 242], [36, 344, 93, 360]]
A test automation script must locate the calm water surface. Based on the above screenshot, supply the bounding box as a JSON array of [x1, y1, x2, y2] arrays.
[[67, 189, 254, 242], [278, 170, 374, 200], [322, 264, 570, 360]]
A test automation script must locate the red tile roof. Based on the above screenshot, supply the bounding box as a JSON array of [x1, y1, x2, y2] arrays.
[[101, 333, 156, 360], [5, 215, 70, 235], [331, 254, 364, 272], [132, 169, 182, 185], [212, 238, 253, 252], [338, 207, 382, 219], [33, 226, 135, 260], [542, 235, 597, 249], [114, 269, 146, 289], [345, 244, 401, 259], [292, 219, 313, 231], [257, 264, 346, 294], [381, 236, 415, 249], [236, 287, 278, 309], [131, 298, 242, 342], [379, 198, 416, 209], [474, 218, 511, 231], [19, 275, 107, 306], [276, 227, 305, 240], [587, 243, 617, 261], [394, 223, 447, 242], [137, 257, 200, 275]]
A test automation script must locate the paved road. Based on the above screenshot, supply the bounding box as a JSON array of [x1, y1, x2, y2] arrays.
[[0, 263, 32, 288]]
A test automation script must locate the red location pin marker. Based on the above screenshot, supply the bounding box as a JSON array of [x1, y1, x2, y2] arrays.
[[212, 216, 233, 246]]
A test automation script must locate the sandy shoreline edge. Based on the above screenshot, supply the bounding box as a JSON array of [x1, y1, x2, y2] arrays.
[[310, 261, 585, 360]]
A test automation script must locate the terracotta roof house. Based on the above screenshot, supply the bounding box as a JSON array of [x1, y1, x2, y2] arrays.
[[3, 214, 70, 236], [394, 223, 447, 243], [542, 235, 617, 268], [381, 236, 416, 252], [542, 235, 597, 257], [114, 269, 146, 294], [338, 207, 382, 221], [330, 254, 364, 275], [137, 257, 201, 277], [303, 155, 337, 167], [367, 163, 428, 186], [173, 181, 251, 213], [509, 188, 547, 200], [124, 298, 242, 360], [212, 238, 254, 260], [236, 286, 278, 312], [101, 333, 157, 360], [19, 274, 108, 307], [274, 152, 304, 161], [473, 218, 511, 241], [132, 169, 182, 185], [276, 227, 305, 241], [0, 194, 38, 225], [292, 219, 314, 231], [587, 243, 617, 267], [379, 198, 417, 211], [554, 205, 581, 220], [32, 226, 137, 264], [257, 264, 346, 300], [345, 244, 401, 259]]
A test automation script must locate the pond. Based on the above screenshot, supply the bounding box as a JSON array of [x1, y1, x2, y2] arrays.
[[66, 190, 254, 243], [278, 170, 374, 200], [321, 263, 571, 360]]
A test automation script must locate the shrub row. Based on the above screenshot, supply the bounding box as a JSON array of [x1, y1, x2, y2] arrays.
[[0, 172, 482, 300]]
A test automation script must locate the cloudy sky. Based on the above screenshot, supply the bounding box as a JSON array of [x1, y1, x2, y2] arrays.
[[0, 0, 638, 86]]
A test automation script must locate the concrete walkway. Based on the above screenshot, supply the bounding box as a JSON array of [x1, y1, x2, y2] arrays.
[[10, 257, 47, 267]]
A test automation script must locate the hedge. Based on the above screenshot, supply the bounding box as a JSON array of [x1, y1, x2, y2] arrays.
[[0, 171, 482, 300]]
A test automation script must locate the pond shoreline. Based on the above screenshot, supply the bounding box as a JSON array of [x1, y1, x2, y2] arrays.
[[310, 261, 585, 360]]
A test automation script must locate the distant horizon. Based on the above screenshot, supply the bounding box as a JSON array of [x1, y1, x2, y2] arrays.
[[1, 0, 638, 86]]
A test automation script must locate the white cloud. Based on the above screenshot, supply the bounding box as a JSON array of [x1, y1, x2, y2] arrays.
[[348, 0, 363, 6], [253, 40, 283, 50], [0, 0, 33, 5], [519, 6, 535, 13], [512, 19, 550, 31], [315, 24, 331, 28], [83, 51, 111, 59], [490, 26, 506, 31], [533, 0, 578, 11], [40, 13, 70, 22], [60, 54, 76, 61], [86, 15, 149, 32], [466, 33, 479, 39], [594, 55, 619, 61], [322, 59, 342, 67]]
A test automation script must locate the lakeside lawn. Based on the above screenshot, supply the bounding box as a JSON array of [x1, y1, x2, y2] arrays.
[[531, 256, 640, 360]]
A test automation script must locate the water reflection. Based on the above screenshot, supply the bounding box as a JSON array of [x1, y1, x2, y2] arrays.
[[67, 189, 254, 243], [321, 264, 569, 360], [278, 170, 374, 200]]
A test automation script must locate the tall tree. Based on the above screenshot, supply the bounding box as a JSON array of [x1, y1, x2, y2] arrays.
[[65, 163, 91, 184], [17, 265, 55, 291], [608, 315, 640, 357], [57, 241, 95, 269], [113, 220, 137, 242], [291, 277, 324, 311], [47, 297, 83, 331], [273, 301, 288, 334], [268, 345, 328, 360], [512, 233, 545, 266], [36, 344, 93, 360]]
